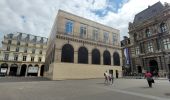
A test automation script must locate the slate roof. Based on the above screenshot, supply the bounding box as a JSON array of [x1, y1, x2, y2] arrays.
[[133, 2, 164, 24]]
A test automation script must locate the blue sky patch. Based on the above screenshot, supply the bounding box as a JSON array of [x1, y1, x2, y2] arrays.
[[92, 0, 128, 17]]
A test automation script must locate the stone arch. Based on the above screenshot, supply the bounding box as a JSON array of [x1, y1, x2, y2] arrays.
[[92, 48, 100, 64], [103, 50, 111, 65], [113, 52, 120, 66], [149, 60, 159, 76], [20, 64, 27, 76], [78, 46, 88, 64], [61, 44, 74, 63], [9, 64, 18, 76], [0, 63, 8, 75]]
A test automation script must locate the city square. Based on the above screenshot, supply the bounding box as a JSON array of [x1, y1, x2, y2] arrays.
[[0, 0, 170, 100], [0, 78, 169, 100]]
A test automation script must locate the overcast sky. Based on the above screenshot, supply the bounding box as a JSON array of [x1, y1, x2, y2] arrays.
[[0, 0, 169, 44]]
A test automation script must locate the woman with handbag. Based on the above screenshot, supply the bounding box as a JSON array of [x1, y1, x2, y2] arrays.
[[145, 71, 154, 88]]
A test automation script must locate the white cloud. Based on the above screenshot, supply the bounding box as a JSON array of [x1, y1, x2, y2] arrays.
[[0, 0, 169, 47]]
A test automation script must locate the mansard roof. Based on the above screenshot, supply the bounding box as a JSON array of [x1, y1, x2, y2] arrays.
[[133, 2, 164, 24]]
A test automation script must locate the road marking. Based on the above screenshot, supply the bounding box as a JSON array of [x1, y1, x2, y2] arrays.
[[97, 86, 169, 100]]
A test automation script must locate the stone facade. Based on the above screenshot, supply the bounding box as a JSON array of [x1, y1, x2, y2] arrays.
[[45, 10, 122, 80], [128, 2, 170, 76], [0, 32, 47, 76]]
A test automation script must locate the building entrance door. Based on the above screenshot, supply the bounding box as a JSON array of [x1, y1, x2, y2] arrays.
[[149, 60, 159, 76], [9, 66, 18, 76]]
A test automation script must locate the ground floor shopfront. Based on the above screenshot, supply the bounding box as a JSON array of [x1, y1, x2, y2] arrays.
[[0, 62, 45, 77]]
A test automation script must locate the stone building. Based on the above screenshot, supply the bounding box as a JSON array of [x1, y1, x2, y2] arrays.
[[0, 32, 48, 76], [121, 36, 133, 75], [128, 2, 170, 76], [45, 10, 122, 80]]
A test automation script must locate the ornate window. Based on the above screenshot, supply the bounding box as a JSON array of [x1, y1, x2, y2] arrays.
[[4, 54, 9, 60], [163, 38, 170, 50], [160, 23, 167, 33], [135, 46, 140, 55], [80, 25, 87, 38], [147, 42, 153, 52], [8, 40, 12, 44], [6, 46, 10, 51], [92, 28, 99, 41], [103, 32, 109, 43], [24, 48, 27, 53], [145, 29, 152, 37], [16, 47, 19, 52], [14, 55, 18, 61], [65, 20, 74, 34], [23, 56, 27, 61], [112, 33, 117, 45], [32, 49, 35, 54]]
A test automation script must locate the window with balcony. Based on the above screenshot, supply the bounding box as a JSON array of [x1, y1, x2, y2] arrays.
[[25, 43, 28, 46], [135, 46, 140, 55], [163, 38, 170, 50], [16, 47, 19, 52], [6, 46, 10, 51], [14, 55, 18, 61], [80, 25, 87, 38], [23, 56, 27, 61], [4, 54, 9, 60], [17, 41, 20, 45], [160, 23, 167, 33], [31, 57, 34, 62], [24, 48, 27, 53], [8, 40, 12, 44], [147, 42, 153, 52], [38, 57, 42, 62], [9, 34, 13, 39], [32, 49, 35, 54], [103, 32, 109, 43], [92, 29, 98, 41], [145, 29, 152, 37], [39, 50, 42, 54], [112, 33, 117, 45], [65, 20, 74, 34]]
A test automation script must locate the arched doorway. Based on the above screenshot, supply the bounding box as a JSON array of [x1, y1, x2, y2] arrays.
[[9, 64, 18, 76], [103, 50, 111, 65], [78, 47, 88, 64], [92, 49, 100, 64], [40, 65, 44, 76], [149, 60, 159, 76], [0, 63, 8, 76], [20, 64, 27, 76], [137, 66, 142, 73], [113, 52, 120, 66], [61, 44, 74, 63], [27, 64, 39, 76]]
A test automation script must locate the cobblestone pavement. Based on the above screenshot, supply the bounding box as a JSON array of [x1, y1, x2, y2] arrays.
[[0, 78, 170, 100]]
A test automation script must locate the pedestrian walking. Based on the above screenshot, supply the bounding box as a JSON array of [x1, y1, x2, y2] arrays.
[[145, 71, 154, 88], [104, 71, 109, 84], [109, 73, 114, 85]]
